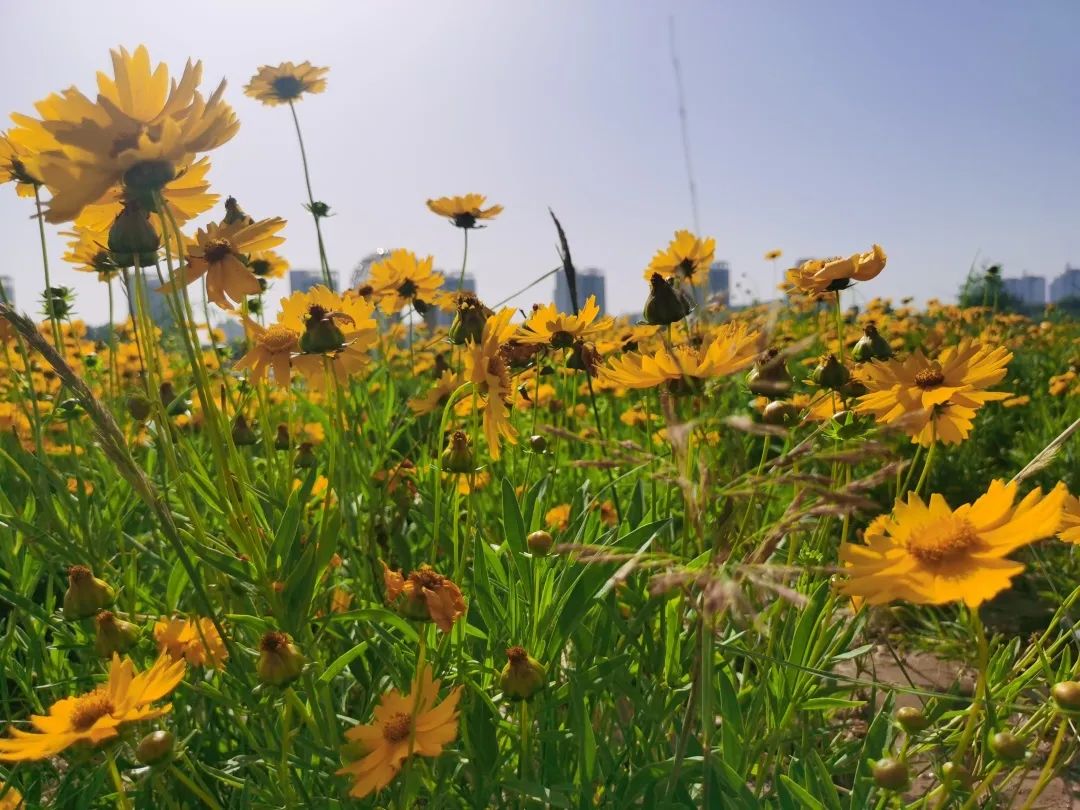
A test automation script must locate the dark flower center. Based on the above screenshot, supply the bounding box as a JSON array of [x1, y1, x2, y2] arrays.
[[452, 212, 477, 229], [914, 369, 945, 389], [250, 259, 271, 276], [411, 568, 443, 590], [260, 631, 289, 653], [204, 238, 233, 264], [398, 279, 418, 299], [70, 690, 115, 731], [271, 75, 305, 99], [382, 712, 413, 743]]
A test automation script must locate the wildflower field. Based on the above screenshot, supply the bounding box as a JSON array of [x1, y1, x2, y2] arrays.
[[1, 46, 1080, 809]]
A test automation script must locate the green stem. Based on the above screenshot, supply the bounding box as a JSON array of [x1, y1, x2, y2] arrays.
[[33, 187, 65, 355], [288, 99, 334, 291], [106, 749, 133, 810]]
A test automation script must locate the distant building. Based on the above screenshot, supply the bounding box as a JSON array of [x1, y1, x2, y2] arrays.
[[125, 271, 175, 331], [708, 261, 731, 305], [350, 250, 395, 288], [0, 275, 13, 306], [555, 268, 606, 314], [1049, 265, 1080, 303], [1001, 274, 1045, 306], [424, 272, 476, 331], [290, 269, 339, 294]]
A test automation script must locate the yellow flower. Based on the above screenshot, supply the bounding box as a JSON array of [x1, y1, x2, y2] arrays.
[[785, 245, 887, 296], [162, 217, 286, 310], [274, 286, 379, 388], [367, 249, 444, 315], [245, 62, 329, 106], [426, 194, 503, 228], [0, 782, 21, 810], [516, 295, 614, 348], [337, 665, 462, 799], [249, 249, 289, 279], [410, 370, 463, 415], [545, 504, 571, 531], [154, 617, 228, 669], [645, 230, 716, 285], [234, 320, 301, 388], [1002, 395, 1029, 408], [72, 156, 217, 236], [36, 46, 239, 223], [463, 308, 519, 459], [855, 340, 1012, 446], [838, 480, 1066, 607], [764, 249, 783, 261], [382, 564, 467, 633], [0, 653, 185, 762], [61, 226, 117, 280], [1059, 494, 1080, 545], [0, 115, 59, 196], [599, 322, 759, 391]]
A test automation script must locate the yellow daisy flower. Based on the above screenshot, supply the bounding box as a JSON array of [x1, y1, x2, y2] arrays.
[[855, 340, 1012, 446], [367, 249, 444, 315], [234, 320, 301, 387], [785, 245, 887, 296], [245, 62, 329, 106], [249, 249, 289, 279], [838, 480, 1066, 607], [516, 295, 614, 348], [61, 226, 118, 280], [0, 653, 185, 762], [426, 194, 503, 229], [154, 616, 228, 669], [1059, 494, 1080, 545], [463, 308, 519, 458], [645, 230, 716, 285], [599, 322, 759, 391], [337, 665, 461, 799], [277, 286, 378, 387]]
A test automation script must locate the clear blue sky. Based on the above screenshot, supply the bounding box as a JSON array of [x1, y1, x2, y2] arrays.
[[2, 1, 1078, 320]]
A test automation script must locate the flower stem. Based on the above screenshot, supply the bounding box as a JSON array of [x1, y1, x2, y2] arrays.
[[33, 187, 65, 355], [106, 749, 133, 810], [287, 99, 334, 291]]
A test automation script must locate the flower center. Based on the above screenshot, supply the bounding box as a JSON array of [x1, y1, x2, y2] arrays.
[[382, 712, 413, 743], [260, 325, 299, 354], [204, 238, 233, 264], [549, 329, 575, 349], [411, 568, 443, 590], [271, 75, 305, 99], [69, 689, 115, 731], [397, 279, 418, 299], [914, 368, 945, 389], [260, 630, 289, 653], [906, 517, 981, 564], [452, 212, 477, 229], [678, 259, 696, 278], [250, 259, 271, 276]]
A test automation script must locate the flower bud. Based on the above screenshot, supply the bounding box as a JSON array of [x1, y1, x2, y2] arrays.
[[852, 323, 893, 363], [746, 348, 791, 396], [93, 610, 140, 657], [527, 530, 554, 556], [871, 758, 909, 791], [895, 706, 928, 733], [529, 435, 547, 453], [42, 287, 75, 320], [299, 305, 346, 354], [989, 730, 1026, 762], [126, 392, 152, 421], [274, 424, 291, 451], [222, 196, 253, 225], [762, 400, 797, 426], [811, 355, 850, 391], [447, 293, 493, 345], [500, 646, 547, 701], [135, 730, 175, 765], [63, 565, 115, 620], [441, 431, 475, 473], [108, 204, 160, 268], [257, 631, 306, 686], [231, 414, 258, 447], [567, 340, 601, 376], [295, 442, 318, 469], [643, 273, 693, 326], [1051, 680, 1080, 712]]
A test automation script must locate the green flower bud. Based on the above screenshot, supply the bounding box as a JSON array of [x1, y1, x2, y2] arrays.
[[63, 565, 115, 620], [871, 758, 909, 791], [528, 435, 547, 453], [811, 354, 850, 391], [895, 706, 929, 733], [643, 274, 693, 326], [295, 442, 318, 469], [93, 610, 140, 657], [257, 631, 306, 687], [447, 293, 493, 345], [762, 400, 797, 426], [440, 431, 475, 473], [274, 424, 291, 451], [746, 348, 791, 396], [852, 323, 893, 363], [135, 730, 175, 765], [940, 762, 973, 790], [527, 530, 554, 556], [231, 414, 258, 447], [108, 204, 160, 268], [299, 305, 346, 354], [222, 196, 253, 225], [126, 392, 152, 421], [1051, 680, 1080, 712], [500, 646, 547, 701], [989, 730, 1026, 762]]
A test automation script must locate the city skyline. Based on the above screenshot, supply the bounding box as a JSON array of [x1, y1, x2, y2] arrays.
[[0, 2, 1077, 322]]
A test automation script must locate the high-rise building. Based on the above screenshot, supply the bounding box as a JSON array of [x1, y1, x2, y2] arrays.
[[1049, 265, 1080, 303], [0, 275, 14, 307], [125, 271, 175, 331], [708, 261, 731, 304], [555, 268, 606, 314], [1001, 274, 1045, 306], [290, 269, 339, 294]]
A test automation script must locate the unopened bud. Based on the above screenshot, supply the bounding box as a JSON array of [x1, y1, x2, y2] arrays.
[[108, 204, 160, 268], [643, 273, 693, 326], [295, 442, 318, 469], [762, 400, 797, 426], [257, 631, 306, 686], [871, 758, 909, 791], [63, 565, 115, 620], [895, 706, 928, 733], [989, 730, 1026, 762], [441, 431, 474, 473], [527, 530, 554, 556], [811, 355, 850, 391], [852, 323, 893, 363], [1051, 680, 1080, 712], [500, 646, 547, 701], [135, 730, 175, 765], [274, 424, 291, 451], [231, 414, 258, 446], [93, 610, 140, 657]]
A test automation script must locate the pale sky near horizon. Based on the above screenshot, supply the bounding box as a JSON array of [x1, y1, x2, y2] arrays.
[[2, 1, 1078, 322]]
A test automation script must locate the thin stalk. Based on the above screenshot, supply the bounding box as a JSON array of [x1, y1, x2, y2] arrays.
[[288, 99, 334, 291], [33, 187, 65, 354]]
